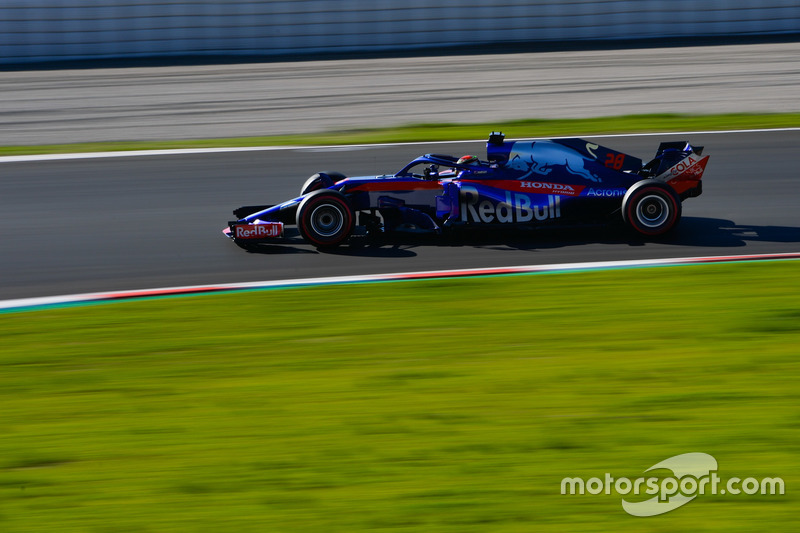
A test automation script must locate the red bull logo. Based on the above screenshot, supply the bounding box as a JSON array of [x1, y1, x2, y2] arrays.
[[235, 223, 283, 239], [460, 185, 561, 223]]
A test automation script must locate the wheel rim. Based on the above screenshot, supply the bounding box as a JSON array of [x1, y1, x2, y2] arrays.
[[635, 194, 670, 228], [309, 204, 345, 237]]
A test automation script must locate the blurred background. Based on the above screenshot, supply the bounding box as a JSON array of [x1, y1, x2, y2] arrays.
[[3, 0, 800, 65], [3, 1, 800, 148]]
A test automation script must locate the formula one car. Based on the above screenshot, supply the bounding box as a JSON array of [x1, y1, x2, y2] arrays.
[[224, 132, 708, 250]]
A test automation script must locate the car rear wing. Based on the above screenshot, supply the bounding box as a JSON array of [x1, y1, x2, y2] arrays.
[[656, 141, 704, 157], [648, 141, 709, 198]]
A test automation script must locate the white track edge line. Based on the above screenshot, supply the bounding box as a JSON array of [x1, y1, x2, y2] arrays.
[[2, 252, 799, 312], [2, 128, 798, 163]]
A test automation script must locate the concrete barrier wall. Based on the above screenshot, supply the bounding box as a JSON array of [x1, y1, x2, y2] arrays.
[[2, 1, 800, 64]]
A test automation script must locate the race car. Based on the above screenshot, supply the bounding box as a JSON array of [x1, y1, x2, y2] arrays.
[[224, 132, 708, 250]]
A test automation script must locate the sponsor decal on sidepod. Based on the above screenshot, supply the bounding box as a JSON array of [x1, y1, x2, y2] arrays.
[[460, 185, 561, 223], [520, 181, 578, 195], [586, 188, 627, 197]]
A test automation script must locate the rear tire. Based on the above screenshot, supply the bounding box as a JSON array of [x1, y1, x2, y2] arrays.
[[296, 190, 354, 249], [622, 180, 681, 236]]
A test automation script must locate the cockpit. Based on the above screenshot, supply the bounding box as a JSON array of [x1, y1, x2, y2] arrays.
[[396, 153, 493, 180]]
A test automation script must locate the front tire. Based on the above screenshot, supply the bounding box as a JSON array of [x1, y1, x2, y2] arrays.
[[300, 171, 347, 195], [296, 190, 354, 249], [622, 180, 681, 236]]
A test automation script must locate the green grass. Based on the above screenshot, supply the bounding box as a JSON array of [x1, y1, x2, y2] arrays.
[[2, 112, 799, 156], [1, 261, 799, 532]]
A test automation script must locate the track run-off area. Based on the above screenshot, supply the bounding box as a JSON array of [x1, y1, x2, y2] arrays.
[[1, 128, 800, 304]]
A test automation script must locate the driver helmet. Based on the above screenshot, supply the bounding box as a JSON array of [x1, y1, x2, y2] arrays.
[[457, 155, 479, 165]]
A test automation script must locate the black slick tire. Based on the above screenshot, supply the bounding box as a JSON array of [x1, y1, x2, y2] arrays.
[[296, 190, 354, 249], [622, 180, 682, 236]]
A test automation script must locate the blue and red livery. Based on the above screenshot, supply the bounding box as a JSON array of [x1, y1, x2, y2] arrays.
[[224, 133, 708, 250]]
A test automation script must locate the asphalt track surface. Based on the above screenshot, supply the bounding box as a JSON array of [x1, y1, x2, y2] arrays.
[[3, 42, 800, 146], [2, 130, 799, 300]]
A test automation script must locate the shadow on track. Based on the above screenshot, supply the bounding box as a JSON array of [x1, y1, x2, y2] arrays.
[[368, 218, 800, 252], [240, 237, 419, 258], [668, 217, 800, 248], [239, 218, 800, 256]]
